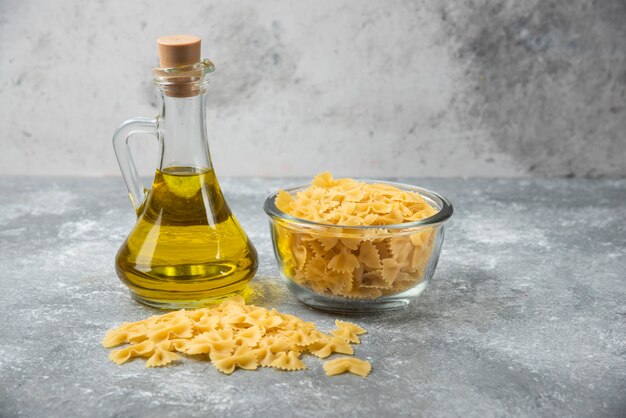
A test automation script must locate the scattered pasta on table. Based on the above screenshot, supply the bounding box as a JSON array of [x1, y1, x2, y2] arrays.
[[102, 296, 371, 377]]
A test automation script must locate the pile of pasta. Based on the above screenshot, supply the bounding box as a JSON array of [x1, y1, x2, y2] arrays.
[[102, 296, 371, 377], [274, 173, 438, 299]]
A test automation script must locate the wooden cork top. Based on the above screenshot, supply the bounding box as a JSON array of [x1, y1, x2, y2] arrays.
[[157, 35, 201, 69], [156, 35, 203, 97]]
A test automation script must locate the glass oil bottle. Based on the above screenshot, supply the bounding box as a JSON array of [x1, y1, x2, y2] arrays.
[[112, 35, 258, 309]]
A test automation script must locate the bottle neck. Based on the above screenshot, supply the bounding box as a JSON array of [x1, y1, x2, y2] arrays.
[[156, 89, 213, 172]]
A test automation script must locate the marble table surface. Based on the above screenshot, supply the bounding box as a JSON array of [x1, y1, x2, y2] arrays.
[[0, 177, 624, 417]]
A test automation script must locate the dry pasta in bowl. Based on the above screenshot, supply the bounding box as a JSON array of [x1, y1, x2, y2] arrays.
[[263, 173, 453, 312]]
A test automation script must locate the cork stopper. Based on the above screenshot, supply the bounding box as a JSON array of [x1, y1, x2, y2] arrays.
[[156, 35, 202, 97], [157, 35, 201, 68]]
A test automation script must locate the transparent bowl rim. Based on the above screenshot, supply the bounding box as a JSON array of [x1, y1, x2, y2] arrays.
[[263, 179, 454, 230]]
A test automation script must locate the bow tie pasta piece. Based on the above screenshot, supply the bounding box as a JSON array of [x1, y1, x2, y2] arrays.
[[103, 297, 369, 376], [102, 323, 149, 348], [242, 308, 284, 330], [218, 299, 248, 317], [195, 313, 221, 333], [337, 214, 363, 226], [254, 344, 280, 367], [410, 230, 433, 247], [108, 340, 155, 365], [304, 256, 331, 288], [101, 316, 160, 348], [358, 271, 392, 289], [292, 244, 308, 269], [327, 248, 360, 273], [323, 357, 372, 377], [276, 313, 316, 333], [173, 329, 232, 359], [392, 272, 422, 292], [236, 325, 265, 347], [254, 335, 294, 367], [389, 236, 413, 261], [379, 208, 404, 225], [169, 338, 192, 353], [212, 345, 258, 375], [270, 351, 307, 371], [147, 315, 194, 342], [275, 190, 294, 213], [304, 239, 325, 258], [330, 320, 366, 344], [318, 236, 339, 252], [279, 328, 321, 347], [340, 237, 362, 251], [183, 308, 209, 322], [361, 213, 379, 226], [324, 271, 354, 296], [183, 334, 212, 355], [204, 329, 237, 360], [374, 240, 393, 260], [357, 241, 383, 270], [311, 171, 335, 188], [146, 341, 180, 368], [381, 258, 402, 285], [309, 336, 354, 358]]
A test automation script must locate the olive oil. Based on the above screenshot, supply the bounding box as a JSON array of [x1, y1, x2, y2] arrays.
[[115, 166, 258, 308], [113, 36, 258, 308]]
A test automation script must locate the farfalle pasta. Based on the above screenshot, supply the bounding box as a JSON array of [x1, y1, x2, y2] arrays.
[[272, 172, 439, 299], [323, 357, 372, 377], [275, 172, 436, 226], [103, 297, 370, 376]]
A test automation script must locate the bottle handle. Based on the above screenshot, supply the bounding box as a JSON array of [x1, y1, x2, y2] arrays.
[[112, 117, 158, 213]]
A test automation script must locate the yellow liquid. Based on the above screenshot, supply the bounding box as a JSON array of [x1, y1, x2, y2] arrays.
[[115, 166, 258, 308]]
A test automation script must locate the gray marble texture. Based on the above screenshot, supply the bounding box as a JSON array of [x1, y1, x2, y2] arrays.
[[0, 176, 624, 417], [1, 0, 625, 178]]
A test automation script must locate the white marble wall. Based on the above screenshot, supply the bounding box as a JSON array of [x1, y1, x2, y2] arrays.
[[1, 0, 624, 177]]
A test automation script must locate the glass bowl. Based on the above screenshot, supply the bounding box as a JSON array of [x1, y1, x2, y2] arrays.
[[263, 180, 453, 313]]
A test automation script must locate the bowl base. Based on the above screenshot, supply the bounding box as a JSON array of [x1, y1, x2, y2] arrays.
[[285, 279, 430, 314]]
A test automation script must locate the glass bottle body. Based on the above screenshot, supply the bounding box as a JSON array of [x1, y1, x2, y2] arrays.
[[113, 67, 257, 308]]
